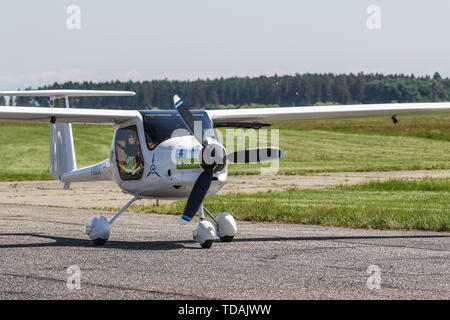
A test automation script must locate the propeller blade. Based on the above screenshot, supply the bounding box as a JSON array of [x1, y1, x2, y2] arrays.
[[173, 95, 206, 148], [173, 94, 224, 224], [227, 148, 286, 164], [180, 169, 214, 224]]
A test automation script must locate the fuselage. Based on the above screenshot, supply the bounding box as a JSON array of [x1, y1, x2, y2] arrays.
[[109, 110, 227, 200]]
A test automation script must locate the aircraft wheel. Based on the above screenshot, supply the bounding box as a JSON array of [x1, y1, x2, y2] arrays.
[[86, 215, 111, 246], [216, 212, 237, 242], [193, 221, 216, 249]]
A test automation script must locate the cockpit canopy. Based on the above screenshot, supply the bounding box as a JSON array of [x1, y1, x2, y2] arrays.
[[139, 110, 216, 150]]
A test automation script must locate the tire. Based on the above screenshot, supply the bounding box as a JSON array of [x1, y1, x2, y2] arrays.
[[200, 240, 214, 249], [93, 238, 108, 246], [220, 236, 234, 243]]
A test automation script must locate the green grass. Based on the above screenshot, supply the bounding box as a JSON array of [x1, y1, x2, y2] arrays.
[[225, 129, 450, 175], [270, 111, 450, 141], [222, 111, 450, 175], [125, 178, 450, 232], [0, 111, 449, 180], [0, 123, 114, 181]]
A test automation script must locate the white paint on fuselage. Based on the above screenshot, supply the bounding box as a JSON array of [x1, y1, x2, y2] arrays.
[[110, 123, 227, 200]]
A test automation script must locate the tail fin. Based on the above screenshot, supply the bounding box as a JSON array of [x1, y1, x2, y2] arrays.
[[49, 97, 77, 186], [0, 89, 136, 188]]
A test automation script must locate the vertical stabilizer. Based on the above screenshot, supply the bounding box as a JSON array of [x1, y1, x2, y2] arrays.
[[49, 97, 77, 183], [0, 89, 136, 186]]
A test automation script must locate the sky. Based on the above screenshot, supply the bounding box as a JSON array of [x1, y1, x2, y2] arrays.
[[0, 0, 449, 90]]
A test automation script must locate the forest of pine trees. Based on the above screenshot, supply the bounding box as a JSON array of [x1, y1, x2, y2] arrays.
[[10, 72, 450, 110]]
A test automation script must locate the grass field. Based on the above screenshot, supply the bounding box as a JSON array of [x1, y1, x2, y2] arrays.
[[0, 123, 114, 181], [125, 178, 450, 232], [226, 111, 450, 174], [0, 111, 449, 180], [271, 110, 450, 141]]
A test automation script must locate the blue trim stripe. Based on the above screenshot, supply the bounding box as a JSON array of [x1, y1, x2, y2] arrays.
[[175, 100, 184, 109], [182, 214, 192, 221]]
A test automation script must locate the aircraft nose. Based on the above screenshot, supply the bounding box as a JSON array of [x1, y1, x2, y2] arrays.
[[169, 136, 227, 174]]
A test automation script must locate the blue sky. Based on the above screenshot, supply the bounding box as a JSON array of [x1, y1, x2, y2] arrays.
[[1, 0, 449, 89]]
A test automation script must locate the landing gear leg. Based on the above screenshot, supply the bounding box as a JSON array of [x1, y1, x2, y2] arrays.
[[198, 204, 205, 221], [85, 195, 139, 246]]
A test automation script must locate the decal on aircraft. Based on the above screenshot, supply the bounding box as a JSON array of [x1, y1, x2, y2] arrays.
[[176, 147, 201, 170]]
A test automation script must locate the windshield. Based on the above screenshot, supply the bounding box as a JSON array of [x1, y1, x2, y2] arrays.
[[114, 125, 144, 181], [140, 111, 215, 150]]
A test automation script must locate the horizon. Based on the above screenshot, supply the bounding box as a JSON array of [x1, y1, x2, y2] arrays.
[[24, 71, 450, 89]]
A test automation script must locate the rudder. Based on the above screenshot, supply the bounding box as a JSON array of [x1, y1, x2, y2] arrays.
[[49, 97, 77, 182]]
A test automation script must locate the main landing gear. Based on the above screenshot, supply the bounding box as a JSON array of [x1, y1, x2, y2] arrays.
[[85, 196, 139, 246], [84, 198, 237, 249], [193, 205, 237, 249]]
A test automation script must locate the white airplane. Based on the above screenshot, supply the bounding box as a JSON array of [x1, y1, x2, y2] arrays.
[[0, 90, 449, 248]]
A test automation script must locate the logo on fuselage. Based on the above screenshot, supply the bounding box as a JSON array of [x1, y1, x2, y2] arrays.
[[176, 147, 201, 170], [147, 154, 160, 178]]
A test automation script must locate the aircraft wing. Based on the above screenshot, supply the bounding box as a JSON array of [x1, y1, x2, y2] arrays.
[[0, 106, 139, 124], [0, 90, 135, 98], [206, 102, 450, 124], [0, 90, 139, 124]]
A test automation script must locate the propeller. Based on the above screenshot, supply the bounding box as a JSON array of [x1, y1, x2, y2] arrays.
[[174, 95, 206, 147], [174, 95, 219, 224], [173, 95, 285, 225], [180, 170, 213, 223]]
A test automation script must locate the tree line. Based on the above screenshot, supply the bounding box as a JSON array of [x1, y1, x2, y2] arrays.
[[9, 72, 450, 109]]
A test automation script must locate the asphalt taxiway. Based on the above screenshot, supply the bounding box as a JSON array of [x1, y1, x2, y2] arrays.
[[0, 204, 448, 299]]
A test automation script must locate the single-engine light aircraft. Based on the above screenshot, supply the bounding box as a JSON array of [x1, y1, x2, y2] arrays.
[[0, 90, 449, 248]]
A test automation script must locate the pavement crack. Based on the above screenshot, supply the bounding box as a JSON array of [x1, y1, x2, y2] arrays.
[[334, 240, 450, 252], [0, 273, 207, 300]]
